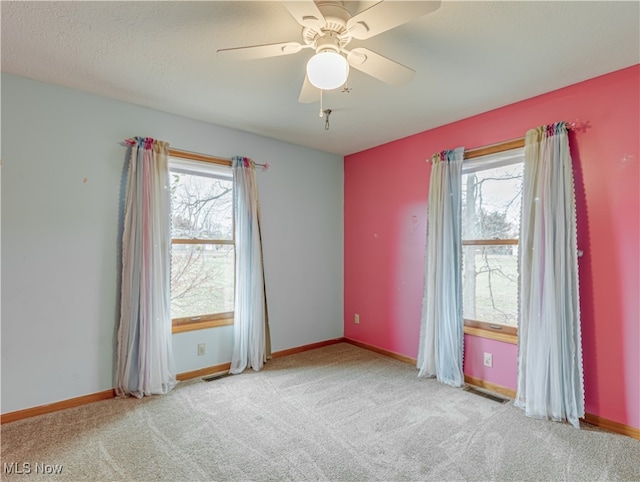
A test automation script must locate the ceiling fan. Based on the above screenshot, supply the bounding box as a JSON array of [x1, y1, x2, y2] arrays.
[[216, 1, 441, 103]]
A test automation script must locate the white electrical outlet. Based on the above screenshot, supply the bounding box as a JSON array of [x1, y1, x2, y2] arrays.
[[483, 352, 493, 367], [197, 343, 206, 356], [354, 314, 360, 324]]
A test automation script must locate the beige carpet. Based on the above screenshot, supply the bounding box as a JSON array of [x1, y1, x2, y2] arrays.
[[1, 343, 639, 481]]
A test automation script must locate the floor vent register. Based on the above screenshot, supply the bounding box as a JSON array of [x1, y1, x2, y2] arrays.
[[462, 385, 510, 404]]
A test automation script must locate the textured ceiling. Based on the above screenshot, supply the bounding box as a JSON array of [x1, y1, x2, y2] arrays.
[[2, 1, 639, 155]]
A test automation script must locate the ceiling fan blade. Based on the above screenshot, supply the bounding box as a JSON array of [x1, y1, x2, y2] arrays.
[[282, 1, 326, 30], [346, 1, 441, 40], [299, 75, 320, 103], [347, 47, 415, 86], [217, 41, 304, 61]]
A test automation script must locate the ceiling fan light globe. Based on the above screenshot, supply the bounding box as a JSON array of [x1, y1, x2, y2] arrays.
[[306, 51, 349, 90]]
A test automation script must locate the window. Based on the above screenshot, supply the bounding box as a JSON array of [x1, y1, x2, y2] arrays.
[[461, 148, 524, 341], [169, 156, 234, 333]]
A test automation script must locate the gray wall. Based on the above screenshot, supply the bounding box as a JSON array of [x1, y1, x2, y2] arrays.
[[1, 73, 344, 413]]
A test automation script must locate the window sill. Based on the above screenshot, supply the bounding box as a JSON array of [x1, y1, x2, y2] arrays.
[[172, 315, 234, 334], [463, 325, 518, 345]]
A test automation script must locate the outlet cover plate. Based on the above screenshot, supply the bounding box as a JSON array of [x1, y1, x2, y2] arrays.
[[483, 352, 493, 367]]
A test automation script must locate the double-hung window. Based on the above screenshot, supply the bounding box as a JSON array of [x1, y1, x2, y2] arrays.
[[461, 148, 524, 341], [169, 156, 234, 333]]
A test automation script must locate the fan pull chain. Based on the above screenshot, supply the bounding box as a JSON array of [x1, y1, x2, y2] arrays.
[[318, 92, 331, 130], [342, 59, 352, 93]]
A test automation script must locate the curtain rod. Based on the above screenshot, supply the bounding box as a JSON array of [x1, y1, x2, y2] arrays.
[[123, 140, 269, 169], [428, 120, 576, 163], [168, 148, 269, 170]]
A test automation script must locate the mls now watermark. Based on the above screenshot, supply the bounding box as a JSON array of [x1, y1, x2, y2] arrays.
[[3, 462, 64, 475]]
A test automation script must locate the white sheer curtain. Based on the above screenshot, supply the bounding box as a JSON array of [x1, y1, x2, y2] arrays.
[[417, 147, 465, 387], [230, 156, 270, 374], [515, 122, 584, 428], [116, 137, 176, 397]]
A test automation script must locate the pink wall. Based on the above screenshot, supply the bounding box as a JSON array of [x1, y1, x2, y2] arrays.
[[463, 335, 518, 389], [344, 65, 639, 429]]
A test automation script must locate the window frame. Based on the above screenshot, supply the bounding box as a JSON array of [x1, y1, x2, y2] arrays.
[[168, 150, 234, 334], [461, 145, 524, 345]]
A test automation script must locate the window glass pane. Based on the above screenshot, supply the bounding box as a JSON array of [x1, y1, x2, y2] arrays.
[[170, 172, 233, 240], [170, 244, 234, 319], [462, 163, 523, 240], [463, 245, 518, 326]]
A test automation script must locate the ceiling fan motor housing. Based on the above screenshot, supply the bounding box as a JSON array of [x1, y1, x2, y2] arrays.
[[303, 2, 353, 51], [314, 31, 341, 54]]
